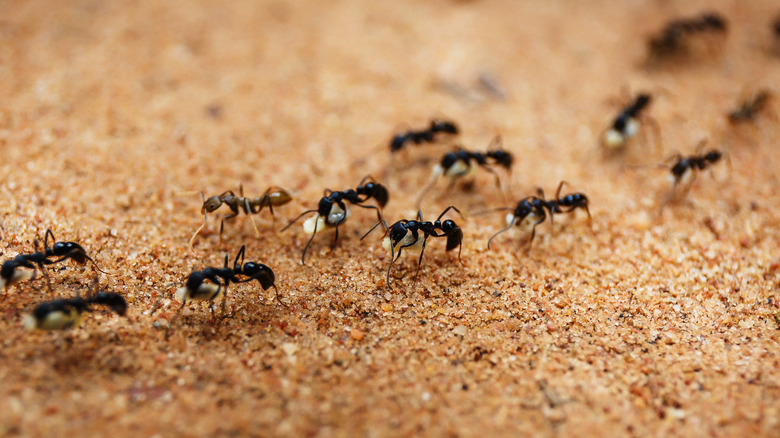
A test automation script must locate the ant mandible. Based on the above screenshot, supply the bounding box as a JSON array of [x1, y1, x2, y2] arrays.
[[362, 206, 463, 290], [1, 229, 105, 291], [189, 185, 293, 251], [416, 136, 513, 208], [281, 176, 389, 264], [391, 119, 459, 153], [602, 93, 660, 153]]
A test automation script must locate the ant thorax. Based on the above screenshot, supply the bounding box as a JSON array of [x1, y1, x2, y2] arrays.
[[303, 204, 350, 234], [382, 230, 424, 254], [604, 118, 639, 148], [176, 282, 220, 302]]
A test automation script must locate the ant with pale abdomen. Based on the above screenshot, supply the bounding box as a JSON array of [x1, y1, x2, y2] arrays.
[[362, 206, 463, 290], [24, 278, 127, 330], [729, 90, 771, 124], [602, 93, 660, 154], [1, 229, 106, 292], [282, 176, 389, 264], [536, 181, 591, 229], [189, 185, 293, 251], [416, 137, 513, 208], [647, 12, 727, 64], [660, 141, 728, 211]]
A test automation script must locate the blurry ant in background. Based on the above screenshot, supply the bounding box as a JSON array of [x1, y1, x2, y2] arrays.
[[660, 140, 728, 211], [167, 245, 279, 336], [362, 206, 463, 290], [602, 93, 661, 155], [771, 14, 780, 56], [647, 12, 728, 64], [23, 277, 126, 331], [189, 185, 293, 251], [416, 136, 513, 208], [282, 176, 389, 264], [390, 119, 459, 153], [487, 182, 590, 250], [1, 229, 106, 291], [728, 90, 772, 124]]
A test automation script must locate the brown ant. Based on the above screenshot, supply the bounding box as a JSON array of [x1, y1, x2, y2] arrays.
[[416, 137, 513, 207], [602, 93, 661, 154], [487, 182, 590, 250], [391, 119, 459, 153], [660, 141, 727, 210], [729, 90, 771, 124], [1, 229, 106, 291], [281, 176, 389, 264], [362, 206, 463, 290], [648, 12, 727, 63], [189, 185, 293, 251]]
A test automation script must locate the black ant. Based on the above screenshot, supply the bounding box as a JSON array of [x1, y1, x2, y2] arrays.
[[174, 245, 281, 318], [362, 206, 463, 291], [416, 137, 513, 207], [391, 119, 459, 153], [23, 279, 127, 330], [1, 229, 105, 291], [660, 142, 727, 210], [281, 176, 389, 264], [189, 185, 293, 251], [648, 12, 728, 62], [729, 90, 771, 124], [602, 93, 660, 153], [487, 182, 590, 250]]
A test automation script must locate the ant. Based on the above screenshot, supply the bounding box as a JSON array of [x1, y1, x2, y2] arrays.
[[648, 12, 727, 62], [189, 185, 293, 251], [1, 229, 105, 291], [660, 141, 727, 210], [416, 137, 513, 207], [281, 176, 389, 264], [487, 182, 590, 250], [362, 206, 463, 291], [728, 90, 771, 124], [602, 93, 660, 153], [391, 119, 459, 153], [23, 279, 127, 330], [174, 244, 281, 318]]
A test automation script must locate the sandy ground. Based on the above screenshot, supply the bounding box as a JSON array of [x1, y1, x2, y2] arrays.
[[1, 0, 780, 436]]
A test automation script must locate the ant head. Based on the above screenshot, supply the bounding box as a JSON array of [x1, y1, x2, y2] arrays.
[[704, 150, 722, 163], [440, 151, 458, 169], [390, 133, 408, 152], [701, 13, 726, 31], [92, 292, 128, 316], [430, 119, 459, 135], [361, 182, 389, 208], [52, 241, 89, 263], [202, 196, 223, 213], [388, 222, 409, 245], [242, 262, 275, 290]]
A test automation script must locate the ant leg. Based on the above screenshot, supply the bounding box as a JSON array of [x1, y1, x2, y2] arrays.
[[415, 166, 444, 210], [331, 225, 340, 250], [361, 219, 388, 240], [487, 217, 517, 249], [243, 198, 261, 237], [355, 204, 384, 223], [44, 229, 56, 249], [233, 245, 246, 270], [281, 209, 317, 232], [526, 217, 546, 252], [272, 285, 287, 307], [412, 236, 429, 286], [166, 298, 187, 340], [300, 216, 320, 265], [219, 211, 239, 241], [386, 245, 403, 291], [436, 205, 463, 222]]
